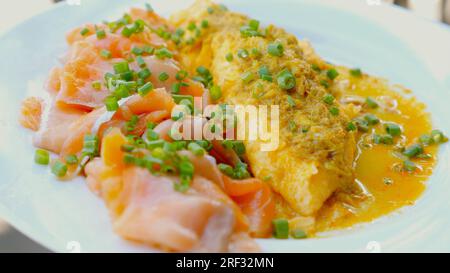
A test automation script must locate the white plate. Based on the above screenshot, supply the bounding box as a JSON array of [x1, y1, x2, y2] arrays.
[[1, 0, 450, 253]]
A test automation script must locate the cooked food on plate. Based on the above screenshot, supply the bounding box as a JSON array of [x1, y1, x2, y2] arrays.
[[19, 0, 447, 252]]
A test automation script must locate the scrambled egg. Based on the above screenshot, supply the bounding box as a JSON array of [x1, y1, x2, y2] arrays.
[[171, 0, 357, 218]]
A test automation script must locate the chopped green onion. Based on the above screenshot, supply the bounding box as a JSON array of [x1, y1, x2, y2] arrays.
[[158, 72, 169, 82], [82, 134, 99, 158], [138, 68, 151, 79], [91, 81, 102, 90], [145, 129, 160, 141], [201, 19, 209, 28], [132, 46, 144, 55], [249, 19, 260, 30], [326, 68, 339, 80], [176, 70, 188, 81], [276, 69, 296, 90], [385, 123, 402, 137], [210, 85, 222, 101], [272, 219, 289, 239], [258, 66, 273, 82], [105, 96, 119, 111], [188, 142, 205, 156], [155, 47, 173, 59], [365, 97, 379, 109], [120, 144, 135, 152], [96, 29, 106, 39], [431, 129, 448, 143], [225, 53, 233, 62], [143, 45, 154, 54], [51, 161, 67, 177], [207, 6, 214, 14], [419, 134, 434, 145], [373, 134, 394, 145], [237, 49, 249, 59], [268, 42, 284, 57], [311, 64, 321, 72], [218, 163, 234, 177], [354, 118, 369, 132], [146, 140, 165, 150], [138, 82, 154, 96], [241, 71, 254, 84], [34, 149, 49, 165], [346, 122, 357, 132], [136, 55, 146, 68], [403, 144, 424, 158], [292, 229, 307, 239], [287, 95, 296, 107], [323, 94, 334, 105], [65, 154, 78, 165], [113, 61, 130, 74], [320, 80, 330, 88], [329, 106, 339, 116], [121, 26, 134, 37], [80, 28, 90, 36], [364, 114, 379, 125], [403, 160, 416, 172], [179, 159, 194, 177], [350, 68, 362, 77], [232, 141, 246, 155], [100, 49, 112, 59]]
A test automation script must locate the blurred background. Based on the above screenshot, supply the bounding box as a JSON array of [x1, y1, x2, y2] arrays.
[[0, 0, 449, 253]]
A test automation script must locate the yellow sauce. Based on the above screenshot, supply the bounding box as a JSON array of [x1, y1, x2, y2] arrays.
[[314, 68, 438, 232]]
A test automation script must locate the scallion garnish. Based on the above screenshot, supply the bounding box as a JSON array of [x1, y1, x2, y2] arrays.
[[385, 123, 401, 137], [138, 82, 153, 96], [34, 149, 49, 165], [272, 219, 289, 239], [268, 42, 284, 57], [276, 69, 296, 90], [326, 68, 339, 80], [51, 161, 67, 177]]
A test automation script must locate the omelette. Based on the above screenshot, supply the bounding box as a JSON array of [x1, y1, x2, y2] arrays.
[[171, 0, 357, 219]]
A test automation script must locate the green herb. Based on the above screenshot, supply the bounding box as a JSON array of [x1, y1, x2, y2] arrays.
[[385, 123, 402, 137], [329, 106, 339, 116], [65, 154, 78, 165], [34, 149, 49, 165], [225, 53, 233, 62], [241, 71, 254, 84], [268, 42, 284, 57], [403, 144, 424, 158], [105, 96, 119, 111], [272, 219, 289, 239], [210, 85, 222, 101], [365, 97, 379, 108], [364, 114, 379, 125], [350, 68, 362, 77], [323, 94, 334, 105], [154, 47, 173, 59], [326, 68, 339, 80], [96, 29, 106, 39], [287, 95, 296, 107], [346, 122, 357, 131], [258, 66, 273, 82], [100, 49, 112, 59], [80, 28, 90, 36], [237, 49, 249, 59], [277, 69, 296, 90], [292, 229, 307, 239], [403, 160, 416, 172], [51, 161, 67, 177]]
